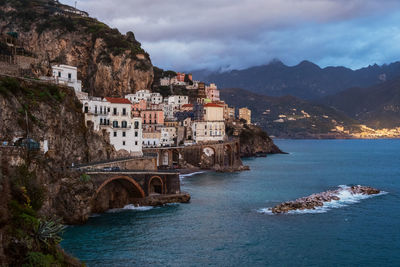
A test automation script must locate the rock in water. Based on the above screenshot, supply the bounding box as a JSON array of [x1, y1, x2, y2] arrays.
[[270, 185, 380, 214]]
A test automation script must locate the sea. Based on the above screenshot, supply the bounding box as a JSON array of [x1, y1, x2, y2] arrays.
[[61, 140, 400, 266]]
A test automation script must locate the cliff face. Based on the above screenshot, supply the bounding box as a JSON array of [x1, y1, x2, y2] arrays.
[[0, 76, 116, 265], [0, 0, 153, 97], [226, 121, 283, 157]]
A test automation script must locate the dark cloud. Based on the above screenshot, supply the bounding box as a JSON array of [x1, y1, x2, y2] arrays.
[[62, 0, 400, 70]]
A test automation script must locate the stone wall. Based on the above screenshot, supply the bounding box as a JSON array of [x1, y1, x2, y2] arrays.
[[79, 156, 157, 171]]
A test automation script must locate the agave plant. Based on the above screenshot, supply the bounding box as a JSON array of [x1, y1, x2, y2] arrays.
[[34, 218, 66, 245]]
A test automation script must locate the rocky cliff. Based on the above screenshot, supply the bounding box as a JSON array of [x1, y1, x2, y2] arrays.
[[0, 0, 153, 97], [226, 121, 283, 157], [0, 76, 116, 265]]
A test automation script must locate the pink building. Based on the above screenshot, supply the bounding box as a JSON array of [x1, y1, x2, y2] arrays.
[[176, 72, 185, 82], [141, 110, 164, 131], [206, 83, 220, 101]]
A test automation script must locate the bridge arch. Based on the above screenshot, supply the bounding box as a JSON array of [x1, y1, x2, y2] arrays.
[[96, 176, 145, 197], [148, 176, 164, 195], [224, 144, 233, 166], [235, 142, 240, 159], [202, 146, 216, 168]]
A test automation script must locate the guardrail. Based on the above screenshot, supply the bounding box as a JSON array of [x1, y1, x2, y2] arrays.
[[74, 153, 158, 168]]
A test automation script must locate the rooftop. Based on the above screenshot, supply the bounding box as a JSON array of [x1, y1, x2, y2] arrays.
[[204, 103, 224, 108], [105, 97, 132, 104]]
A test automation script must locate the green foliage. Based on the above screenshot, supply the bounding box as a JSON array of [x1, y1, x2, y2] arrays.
[[34, 218, 65, 245], [135, 60, 151, 72], [12, 165, 45, 211], [24, 252, 56, 267], [80, 173, 91, 182], [36, 15, 76, 34], [164, 70, 177, 77], [0, 76, 66, 103]]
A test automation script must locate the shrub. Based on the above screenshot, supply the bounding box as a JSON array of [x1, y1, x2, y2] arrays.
[[34, 218, 65, 245], [80, 173, 91, 182], [24, 252, 56, 267]]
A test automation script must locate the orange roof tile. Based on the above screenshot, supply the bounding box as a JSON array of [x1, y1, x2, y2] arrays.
[[105, 97, 132, 104], [204, 103, 224, 108]]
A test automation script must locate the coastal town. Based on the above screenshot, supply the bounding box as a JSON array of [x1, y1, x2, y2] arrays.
[[39, 64, 252, 163]]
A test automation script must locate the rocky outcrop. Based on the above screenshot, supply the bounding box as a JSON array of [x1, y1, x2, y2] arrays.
[[0, 1, 153, 97], [0, 76, 116, 265], [226, 121, 283, 157], [270, 185, 381, 214]]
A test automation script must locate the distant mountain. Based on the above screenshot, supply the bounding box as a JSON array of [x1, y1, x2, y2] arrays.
[[195, 60, 400, 100], [220, 88, 362, 138], [319, 76, 400, 129]]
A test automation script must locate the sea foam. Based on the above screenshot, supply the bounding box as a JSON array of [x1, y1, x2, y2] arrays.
[[179, 171, 206, 180], [107, 204, 154, 213]]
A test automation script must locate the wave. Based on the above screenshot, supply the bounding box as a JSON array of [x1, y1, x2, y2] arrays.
[[179, 171, 206, 180], [107, 204, 154, 213], [258, 185, 388, 215]]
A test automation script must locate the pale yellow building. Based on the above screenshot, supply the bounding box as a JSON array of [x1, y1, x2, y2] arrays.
[[239, 107, 251, 124], [203, 103, 224, 121]]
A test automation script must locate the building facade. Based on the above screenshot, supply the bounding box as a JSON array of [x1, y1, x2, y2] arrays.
[[239, 107, 251, 124], [51, 64, 82, 92]]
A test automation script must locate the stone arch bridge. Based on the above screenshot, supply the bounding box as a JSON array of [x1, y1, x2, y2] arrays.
[[85, 170, 189, 213], [144, 140, 241, 170]]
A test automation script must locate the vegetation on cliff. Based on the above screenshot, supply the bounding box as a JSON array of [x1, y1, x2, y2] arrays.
[[0, 76, 117, 265], [226, 120, 282, 156], [0, 0, 154, 96], [0, 163, 82, 266]]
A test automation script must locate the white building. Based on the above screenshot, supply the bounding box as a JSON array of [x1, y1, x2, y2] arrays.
[[81, 97, 109, 131], [160, 126, 176, 146], [192, 103, 225, 142], [81, 96, 143, 155], [167, 95, 189, 106], [142, 131, 161, 148], [192, 121, 225, 142], [163, 95, 189, 119], [105, 97, 142, 155], [51, 64, 82, 92], [125, 90, 163, 104]]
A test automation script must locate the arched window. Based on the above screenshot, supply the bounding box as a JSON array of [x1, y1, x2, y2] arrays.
[[122, 121, 128, 128], [113, 121, 119, 128], [134, 121, 139, 129]]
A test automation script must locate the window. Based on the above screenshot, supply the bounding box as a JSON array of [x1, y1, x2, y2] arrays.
[[122, 108, 126, 115], [108, 107, 110, 113], [135, 141, 138, 145], [122, 131, 126, 137], [113, 108, 117, 115], [100, 118, 103, 124], [94, 106, 97, 114], [114, 132, 117, 137], [113, 121, 119, 128], [68, 73, 72, 79], [84, 106, 88, 113], [135, 131, 138, 137], [58, 71, 61, 77], [123, 141, 126, 146], [122, 121, 127, 128]]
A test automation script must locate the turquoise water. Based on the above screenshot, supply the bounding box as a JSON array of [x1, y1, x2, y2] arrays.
[[61, 140, 400, 266]]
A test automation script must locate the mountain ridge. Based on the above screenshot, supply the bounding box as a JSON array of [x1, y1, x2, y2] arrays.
[[192, 60, 400, 100]]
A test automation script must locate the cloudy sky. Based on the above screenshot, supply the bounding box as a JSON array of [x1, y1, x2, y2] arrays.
[[61, 0, 400, 71]]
